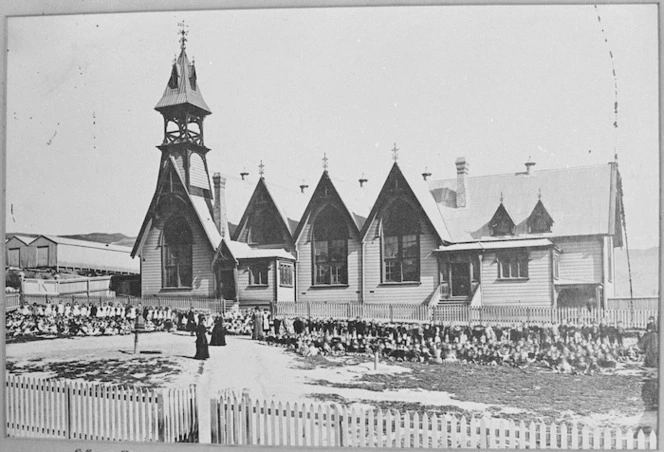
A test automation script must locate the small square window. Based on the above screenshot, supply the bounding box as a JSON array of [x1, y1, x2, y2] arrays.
[[250, 264, 269, 286]]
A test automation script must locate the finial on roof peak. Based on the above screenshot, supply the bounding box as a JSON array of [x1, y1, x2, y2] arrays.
[[322, 153, 329, 171], [391, 143, 399, 162], [538, 188, 542, 200], [500, 192, 504, 203], [178, 20, 189, 50], [258, 160, 265, 178], [422, 166, 432, 181]]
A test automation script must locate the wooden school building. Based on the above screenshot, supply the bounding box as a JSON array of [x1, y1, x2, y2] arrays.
[[132, 39, 624, 309]]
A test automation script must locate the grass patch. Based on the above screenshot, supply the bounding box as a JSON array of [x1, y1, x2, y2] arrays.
[[6, 357, 182, 388], [306, 360, 654, 424]]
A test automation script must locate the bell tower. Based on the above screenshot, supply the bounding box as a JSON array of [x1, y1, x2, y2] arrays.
[[154, 24, 213, 199]]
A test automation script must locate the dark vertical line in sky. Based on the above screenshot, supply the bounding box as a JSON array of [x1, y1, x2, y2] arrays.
[[593, 5, 620, 133]]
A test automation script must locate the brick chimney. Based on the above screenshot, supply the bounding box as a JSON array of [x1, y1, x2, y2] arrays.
[[212, 173, 227, 238], [455, 157, 469, 208]]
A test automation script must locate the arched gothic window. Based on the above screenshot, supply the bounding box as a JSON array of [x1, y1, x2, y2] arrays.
[[312, 206, 348, 285], [382, 201, 420, 282], [249, 211, 283, 245], [162, 217, 193, 288]]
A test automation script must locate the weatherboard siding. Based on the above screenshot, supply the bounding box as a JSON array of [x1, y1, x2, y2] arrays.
[[481, 248, 552, 306], [295, 220, 362, 303], [237, 260, 275, 304], [363, 221, 439, 305], [140, 218, 216, 297], [555, 237, 603, 283]]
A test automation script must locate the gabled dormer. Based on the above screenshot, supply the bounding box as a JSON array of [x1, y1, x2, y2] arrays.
[[233, 177, 293, 248], [489, 202, 515, 236], [527, 199, 554, 234]]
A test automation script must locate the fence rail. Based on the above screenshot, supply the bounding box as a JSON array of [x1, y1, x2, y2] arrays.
[[5, 374, 197, 443], [211, 391, 657, 449], [273, 302, 658, 329]]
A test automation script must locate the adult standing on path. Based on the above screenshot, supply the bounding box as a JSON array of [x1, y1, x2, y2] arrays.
[[252, 307, 263, 340], [210, 317, 227, 346], [187, 308, 197, 336], [194, 314, 210, 360]]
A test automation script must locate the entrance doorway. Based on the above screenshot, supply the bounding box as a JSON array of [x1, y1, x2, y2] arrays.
[[219, 269, 236, 301], [451, 263, 470, 297]]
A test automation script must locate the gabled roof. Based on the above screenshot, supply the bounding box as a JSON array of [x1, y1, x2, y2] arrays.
[[131, 156, 220, 257], [360, 162, 452, 243], [293, 171, 370, 243], [260, 178, 309, 236], [6, 235, 36, 245], [488, 202, 516, 235], [429, 163, 617, 242], [436, 238, 553, 252], [527, 199, 554, 231], [331, 174, 382, 232], [154, 48, 211, 115]]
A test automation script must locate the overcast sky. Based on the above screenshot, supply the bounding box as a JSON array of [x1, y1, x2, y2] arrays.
[[5, 5, 658, 249]]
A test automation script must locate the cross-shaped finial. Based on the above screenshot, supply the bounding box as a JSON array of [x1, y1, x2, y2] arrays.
[[322, 153, 329, 171], [178, 21, 189, 50], [499, 192, 504, 203], [538, 188, 542, 200], [391, 143, 399, 162], [258, 160, 265, 178]]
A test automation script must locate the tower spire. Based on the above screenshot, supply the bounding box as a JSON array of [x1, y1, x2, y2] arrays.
[[178, 20, 188, 50]]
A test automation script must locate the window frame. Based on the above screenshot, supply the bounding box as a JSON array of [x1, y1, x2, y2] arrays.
[[279, 262, 294, 287], [381, 201, 421, 284], [249, 263, 269, 287], [311, 206, 349, 287], [161, 217, 193, 289], [496, 252, 529, 280], [553, 252, 560, 280]]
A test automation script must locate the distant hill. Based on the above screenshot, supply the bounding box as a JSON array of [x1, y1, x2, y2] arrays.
[[614, 246, 659, 297], [61, 233, 136, 248]]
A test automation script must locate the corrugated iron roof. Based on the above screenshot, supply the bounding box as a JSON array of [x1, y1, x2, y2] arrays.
[[40, 235, 133, 253], [154, 48, 211, 114], [429, 163, 615, 242], [225, 239, 295, 260]]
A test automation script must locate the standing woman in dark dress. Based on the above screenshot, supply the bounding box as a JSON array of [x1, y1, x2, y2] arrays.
[[187, 309, 197, 336], [194, 315, 210, 360], [210, 317, 227, 346]]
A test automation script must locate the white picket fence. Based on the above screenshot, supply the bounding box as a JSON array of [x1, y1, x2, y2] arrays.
[[274, 302, 658, 329], [210, 391, 657, 449], [5, 374, 198, 442]]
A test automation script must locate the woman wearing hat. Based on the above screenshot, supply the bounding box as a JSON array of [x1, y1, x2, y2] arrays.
[[194, 314, 210, 360]]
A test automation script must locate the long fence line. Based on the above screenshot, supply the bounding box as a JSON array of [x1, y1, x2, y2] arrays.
[[210, 391, 657, 449], [5, 374, 658, 448], [273, 302, 658, 329], [5, 374, 197, 443]]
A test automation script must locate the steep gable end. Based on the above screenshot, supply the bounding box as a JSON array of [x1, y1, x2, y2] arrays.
[[361, 163, 447, 244], [232, 178, 293, 246], [293, 172, 360, 244]]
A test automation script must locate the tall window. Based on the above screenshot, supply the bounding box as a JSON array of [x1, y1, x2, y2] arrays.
[[279, 263, 294, 287], [313, 207, 348, 285], [497, 252, 529, 279], [383, 201, 420, 282], [249, 211, 283, 245], [249, 264, 269, 286], [553, 253, 560, 280], [162, 217, 193, 288]]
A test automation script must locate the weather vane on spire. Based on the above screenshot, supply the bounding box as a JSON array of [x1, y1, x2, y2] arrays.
[[178, 20, 189, 50], [322, 153, 329, 171], [391, 143, 399, 162], [258, 160, 265, 178]]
